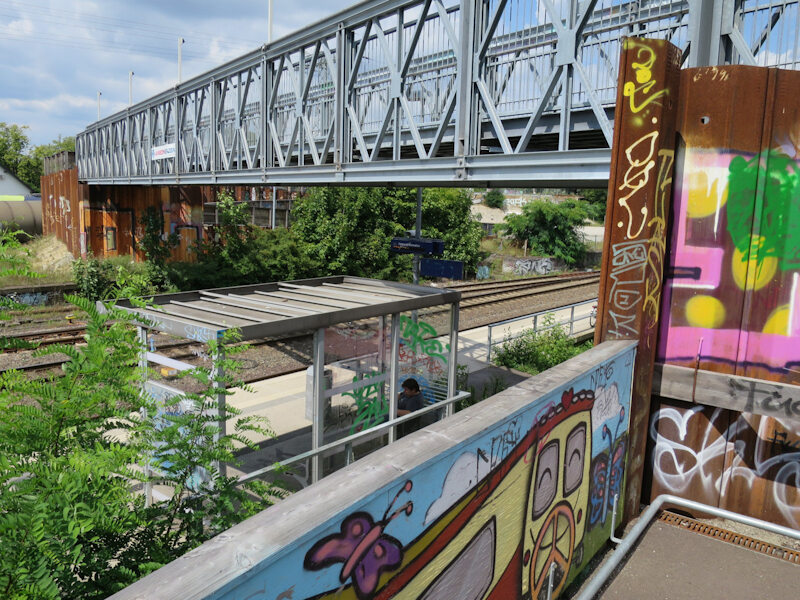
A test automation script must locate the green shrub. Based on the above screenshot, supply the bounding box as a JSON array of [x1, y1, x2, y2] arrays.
[[72, 255, 115, 300], [0, 297, 282, 597], [493, 315, 593, 375], [484, 189, 505, 209], [72, 256, 170, 301], [497, 199, 590, 266]]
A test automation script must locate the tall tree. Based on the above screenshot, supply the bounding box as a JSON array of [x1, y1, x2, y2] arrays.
[[292, 187, 483, 280], [498, 199, 590, 266], [0, 123, 74, 193]]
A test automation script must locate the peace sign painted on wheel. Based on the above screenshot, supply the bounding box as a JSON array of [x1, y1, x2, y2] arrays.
[[530, 502, 576, 600]]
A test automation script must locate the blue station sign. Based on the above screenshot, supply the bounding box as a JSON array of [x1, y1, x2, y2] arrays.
[[390, 237, 445, 255]]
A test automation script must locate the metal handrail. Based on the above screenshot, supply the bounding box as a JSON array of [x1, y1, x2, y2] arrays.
[[574, 493, 800, 600], [237, 390, 471, 484], [487, 298, 597, 362]]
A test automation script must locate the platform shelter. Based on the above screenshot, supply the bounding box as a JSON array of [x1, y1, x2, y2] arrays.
[[115, 276, 466, 488]]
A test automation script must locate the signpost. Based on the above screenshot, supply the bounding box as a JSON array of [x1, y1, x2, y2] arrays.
[[389, 237, 444, 255]]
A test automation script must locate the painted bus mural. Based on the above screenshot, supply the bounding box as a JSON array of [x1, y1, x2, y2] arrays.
[[206, 343, 635, 600]]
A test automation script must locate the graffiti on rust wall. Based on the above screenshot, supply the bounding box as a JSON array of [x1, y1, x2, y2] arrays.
[[213, 345, 636, 600], [657, 67, 800, 384], [596, 36, 681, 518], [658, 147, 800, 379], [649, 399, 800, 528], [602, 38, 679, 343]]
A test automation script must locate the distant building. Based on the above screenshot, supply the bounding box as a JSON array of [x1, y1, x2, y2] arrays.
[[470, 205, 506, 236], [0, 163, 32, 198]]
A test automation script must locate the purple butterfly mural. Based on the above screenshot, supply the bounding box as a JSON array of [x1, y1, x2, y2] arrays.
[[304, 481, 413, 600]]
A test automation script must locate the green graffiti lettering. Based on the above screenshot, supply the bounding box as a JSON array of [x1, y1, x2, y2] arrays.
[[726, 149, 800, 272]]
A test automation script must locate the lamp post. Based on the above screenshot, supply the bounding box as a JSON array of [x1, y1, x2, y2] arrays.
[[268, 0, 273, 43], [178, 37, 185, 83], [129, 71, 134, 105], [269, 1, 276, 226], [97, 91, 101, 119]]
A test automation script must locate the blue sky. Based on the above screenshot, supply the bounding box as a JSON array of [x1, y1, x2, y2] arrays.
[[0, 0, 354, 145]]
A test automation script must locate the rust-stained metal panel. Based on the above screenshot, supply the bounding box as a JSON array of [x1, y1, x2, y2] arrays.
[[595, 37, 682, 520], [657, 66, 800, 386], [648, 397, 800, 529], [40, 167, 88, 258], [647, 398, 732, 510], [720, 413, 800, 529]]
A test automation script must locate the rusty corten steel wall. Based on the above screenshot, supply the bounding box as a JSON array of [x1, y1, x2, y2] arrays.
[[41, 167, 88, 258], [85, 185, 206, 262], [648, 398, 800, 529], [658, 67, 800, 385], [594, 37, 682, 520], [647, 66, 800, 528], [42, 178, 294, 262]]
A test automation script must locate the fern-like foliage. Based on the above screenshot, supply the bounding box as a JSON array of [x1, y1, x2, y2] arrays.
[[0, 289, 283, 597]]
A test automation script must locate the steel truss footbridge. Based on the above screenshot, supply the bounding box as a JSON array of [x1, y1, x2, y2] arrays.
[[76, 0, 800, 187]]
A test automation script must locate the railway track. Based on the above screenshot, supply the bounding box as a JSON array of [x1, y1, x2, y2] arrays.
[[2, 272, 599, 377]]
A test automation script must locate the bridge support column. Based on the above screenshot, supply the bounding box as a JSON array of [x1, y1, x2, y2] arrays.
[[594, 37, 682, 523]]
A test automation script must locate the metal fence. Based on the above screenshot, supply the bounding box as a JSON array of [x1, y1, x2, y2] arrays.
[[486, 297, 597, 361]]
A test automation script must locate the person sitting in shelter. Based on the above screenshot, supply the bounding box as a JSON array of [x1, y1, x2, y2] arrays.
[[397, 378, 426, 438]]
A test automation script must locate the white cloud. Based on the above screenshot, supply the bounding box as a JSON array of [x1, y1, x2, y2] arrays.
[[0, 93, 95, 113], [424, 451, 491, 524], [3, 18, 34, 36]]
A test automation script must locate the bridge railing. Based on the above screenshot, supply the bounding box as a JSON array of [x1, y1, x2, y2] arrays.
[[76, 0, 798, 186]]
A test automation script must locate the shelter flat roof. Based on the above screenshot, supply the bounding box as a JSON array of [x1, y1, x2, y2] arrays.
[[115, 276, 460, 342]]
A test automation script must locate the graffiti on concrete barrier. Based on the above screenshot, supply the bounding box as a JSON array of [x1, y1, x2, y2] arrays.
[[211, 345, 635, 600], [502, 256, 564, 276], [304, 481, 413, 600], [1, 291, 50, 306]]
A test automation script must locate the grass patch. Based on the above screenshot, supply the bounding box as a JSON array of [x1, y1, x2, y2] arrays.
[[0, 235, 74, 287]]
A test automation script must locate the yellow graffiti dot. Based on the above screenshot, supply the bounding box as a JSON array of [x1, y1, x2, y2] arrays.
[[652, 117, 658, 124], [687, 171, 728, 218], [763, 304, 791, 336], [685, 295, 726, 329], [731, 242, 778, 291]]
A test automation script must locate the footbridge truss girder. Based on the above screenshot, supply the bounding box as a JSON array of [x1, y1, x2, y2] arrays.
[[75, 0, 799, 187]]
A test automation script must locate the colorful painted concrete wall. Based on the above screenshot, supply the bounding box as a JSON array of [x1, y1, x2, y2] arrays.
[[110, 341, 636, 600], [650, 66, 800, 527]]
